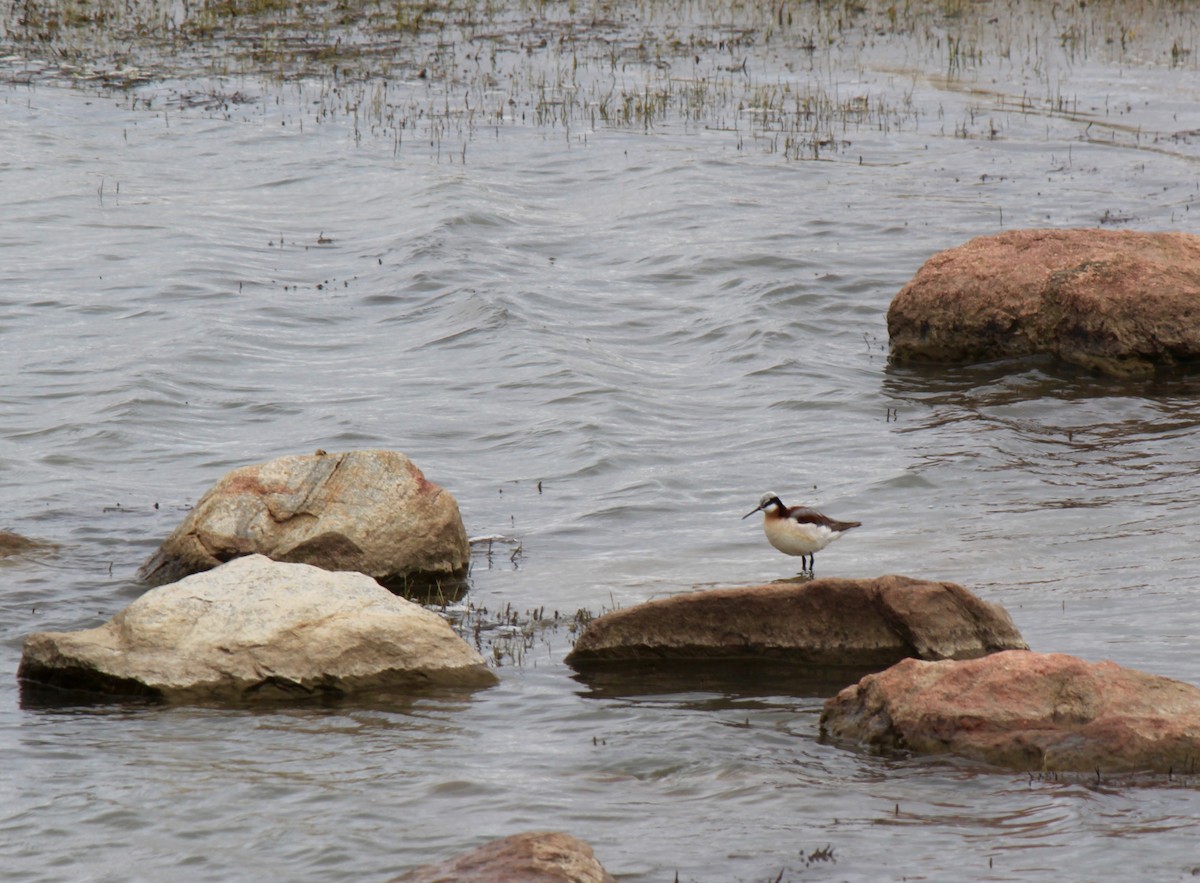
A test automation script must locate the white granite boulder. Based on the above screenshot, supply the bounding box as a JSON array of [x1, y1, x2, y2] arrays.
[[19, 555, 497, 702], [137, 449, 469, 592]]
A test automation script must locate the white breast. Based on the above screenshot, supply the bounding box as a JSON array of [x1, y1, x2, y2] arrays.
[[763, 518, 841, 557]]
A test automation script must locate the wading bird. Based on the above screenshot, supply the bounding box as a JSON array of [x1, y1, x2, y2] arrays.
[[743, 492, 861, 573]]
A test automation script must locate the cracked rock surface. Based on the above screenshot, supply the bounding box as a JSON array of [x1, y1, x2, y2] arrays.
[[137, 449, 469, 590]]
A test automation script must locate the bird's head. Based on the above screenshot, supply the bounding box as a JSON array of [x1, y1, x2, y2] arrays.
[[742, 493, 784, 519]]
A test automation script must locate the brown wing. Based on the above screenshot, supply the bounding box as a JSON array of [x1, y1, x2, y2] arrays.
[[787, 507, 861, 532]]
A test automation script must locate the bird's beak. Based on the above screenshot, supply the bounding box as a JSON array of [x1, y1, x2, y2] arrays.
[[742, 505, 762, 520]]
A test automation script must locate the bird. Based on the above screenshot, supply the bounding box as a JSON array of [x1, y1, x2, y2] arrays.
[[743, 492, 861, 573]]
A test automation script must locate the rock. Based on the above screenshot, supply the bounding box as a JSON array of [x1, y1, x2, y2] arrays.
[[137, 450, 469, 593], [564, 575, 1027, 670], [0, 530, 53, 558], [887, 228, 1200, 376], [820, 650, 1200, 774], [18, 555, 497, 702], [394, 832, 616, 883]]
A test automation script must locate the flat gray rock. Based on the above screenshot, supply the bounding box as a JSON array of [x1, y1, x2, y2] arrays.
[[565, 575, 1027, 670]]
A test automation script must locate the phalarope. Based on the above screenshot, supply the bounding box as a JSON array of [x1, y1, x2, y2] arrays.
[[743, 492, 861, 573]]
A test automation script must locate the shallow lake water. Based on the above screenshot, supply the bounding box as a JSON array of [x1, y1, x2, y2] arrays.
[[3, 0, 1200, 879]]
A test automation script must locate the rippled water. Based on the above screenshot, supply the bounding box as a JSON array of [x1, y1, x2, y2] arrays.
[[4, 0, 1200, 879]]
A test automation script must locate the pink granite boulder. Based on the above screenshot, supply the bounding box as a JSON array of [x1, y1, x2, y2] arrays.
[[888, 228, 1200, 376], [821, 650, 1200, 774]]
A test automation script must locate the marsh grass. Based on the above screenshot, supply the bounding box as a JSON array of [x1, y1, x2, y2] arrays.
[[436, 597, 600, 668], [2, 0, 1195, 155]]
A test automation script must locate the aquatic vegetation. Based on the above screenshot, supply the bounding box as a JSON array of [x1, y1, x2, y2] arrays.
[[436, 597, 590, 667], [2, 0, 1195, 158]]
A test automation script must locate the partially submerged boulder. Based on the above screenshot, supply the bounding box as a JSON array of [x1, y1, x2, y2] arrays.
[[394, 832, 616, 883], [137, 449, 469, 592], [565, 576, 1026, 670], [19, 555, 496, 703], [820, 650, 1200, 774], [888, 228, 1200, 376]]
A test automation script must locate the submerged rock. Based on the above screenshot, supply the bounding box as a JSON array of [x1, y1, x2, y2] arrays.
[[888, 228, 1200, 376], [820, 650, 1200, 774], [394, 831, 616, 883], [19, 555, 496, 703], [137, 449, 469, 593], [0, 530, 54, 558], [564, 575, 1026, 671]]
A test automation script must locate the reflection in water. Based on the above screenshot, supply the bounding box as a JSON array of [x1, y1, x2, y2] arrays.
[[883, 360, 1200, 513], [571, 659, 879, 702]]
